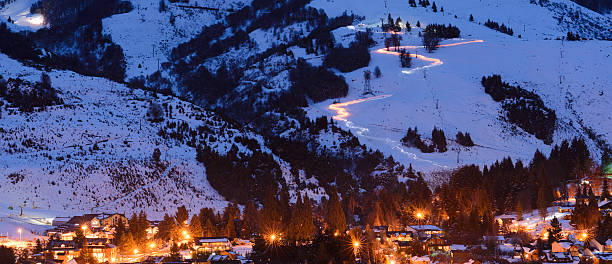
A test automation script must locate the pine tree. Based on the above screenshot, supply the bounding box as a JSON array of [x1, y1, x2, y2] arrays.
[[156, 213, 177, 241], [259, 189, 282, 235], [416, 21, 421, 27], [175, 206, 189, 226], [242, 201, 259, 238], [190, 215, 203, 237], [432, 1, 437, 12], [279, 187, 292, 231], [516, 200, 524, 221], [547, 217, 562, 244], [75, 248, 98, 264], [326, 189, 347, 233], [203, 218, 215, 237], [168, 242, 181, 261], [159, 0, 166, 12], [469, 14, 474, 22], [120, 232, 136, 253], [602, 178, 611, 200], [74, 227, 86, 248]]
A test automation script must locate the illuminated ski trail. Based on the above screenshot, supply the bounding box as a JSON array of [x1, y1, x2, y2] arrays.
[[326, 39, 484, 169]]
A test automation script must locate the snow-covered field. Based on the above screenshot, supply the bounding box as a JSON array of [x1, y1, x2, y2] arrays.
[[307, 0, 612, 174]]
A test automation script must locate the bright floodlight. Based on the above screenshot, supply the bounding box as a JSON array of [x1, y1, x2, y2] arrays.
[[353, 241, 360, 248], [416, 212, 424, 219], [27, 15, 44, 25], [133, 249, 139, 254], [17, 228, 22, 233], [270, 234, 277, 241]]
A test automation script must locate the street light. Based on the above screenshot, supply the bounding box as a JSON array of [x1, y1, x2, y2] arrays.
[[352, 240, 361, 260], [133, 248, 139, 255], [270, 234, 277, 242], [149, 242, 156, 249], [17, 228, 22, 241]]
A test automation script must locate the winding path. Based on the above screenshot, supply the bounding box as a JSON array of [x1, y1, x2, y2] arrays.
[[326, 38, 484, 168]]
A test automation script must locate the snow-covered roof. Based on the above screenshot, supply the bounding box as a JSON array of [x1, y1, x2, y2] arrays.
[[197, 237, 231, 243], [408, 225, 442, 231], [411, 256, 430, 261], [450, 244, 467, 251]]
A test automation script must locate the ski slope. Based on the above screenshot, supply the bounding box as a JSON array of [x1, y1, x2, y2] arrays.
[[308, 0, 612, 174]]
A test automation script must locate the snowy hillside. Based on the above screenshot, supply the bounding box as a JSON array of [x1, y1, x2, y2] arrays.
[[102, 0, 248, 79], [0, 53, 264, 219], [306, 0, 612, 173]]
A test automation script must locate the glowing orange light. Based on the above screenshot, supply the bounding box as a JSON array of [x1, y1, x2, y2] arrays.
[[328, 39, 483, 121], [270, 234, 277, 241], [81, 225, 88, 231], [353, 241, 360, 248], [416, 212, 424, 219], [133, 249, 139, 254], [328, 95, 391, 121], [149, 242, 156, 248]]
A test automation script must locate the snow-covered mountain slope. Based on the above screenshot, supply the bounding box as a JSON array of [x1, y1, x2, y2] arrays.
[[102, 0, 248, 79], [311, 0, 612, 39], [0, 53, 260, 218], [306, 0, 612, 173]]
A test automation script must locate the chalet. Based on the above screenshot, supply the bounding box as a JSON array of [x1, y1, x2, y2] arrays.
[[482, 235, 504, 245], [387, 231, 413, 242], [396, 241, 411, 258], [372, 225, 389, 241], [52, 217, 71, 227], [46, 240, 79, 263], [47, 213, 129, 240], [592, 252, 612, 264], [44, 237, 117, 263], [193, 237, 232, 254], [605, 239, 612, 252], [552, 240, 581, 257], [410, 255, 430, 264], [407, 225, 444, 239], [84, 238, 118, 263], [522, 246, 539, 262], [450, 244, 471, 264], [424, 236, 450, 256]]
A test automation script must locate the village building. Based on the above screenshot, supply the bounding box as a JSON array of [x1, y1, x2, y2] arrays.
[[192, 237, 232, 254]]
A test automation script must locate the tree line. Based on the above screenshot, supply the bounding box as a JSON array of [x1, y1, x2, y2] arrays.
[[482, 74, 556, 144]]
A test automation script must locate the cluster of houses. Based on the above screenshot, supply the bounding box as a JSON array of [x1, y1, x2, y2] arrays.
[[44, 213, 129, 263], [41, 212, 253, 264]]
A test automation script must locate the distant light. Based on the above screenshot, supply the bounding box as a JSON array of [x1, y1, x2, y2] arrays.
[[27, 14, 45, 26], [270, 234, 276, 241], [133, 249, 139, 254], [81, 225, 88, 231], [17, 228, 22, 234], [353, 241, 360, 248]]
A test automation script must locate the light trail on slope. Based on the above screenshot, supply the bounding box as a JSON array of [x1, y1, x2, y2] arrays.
[[325, 39, 484, 169], [328, 94, 392, 121], [374, 39, 484, 74]]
